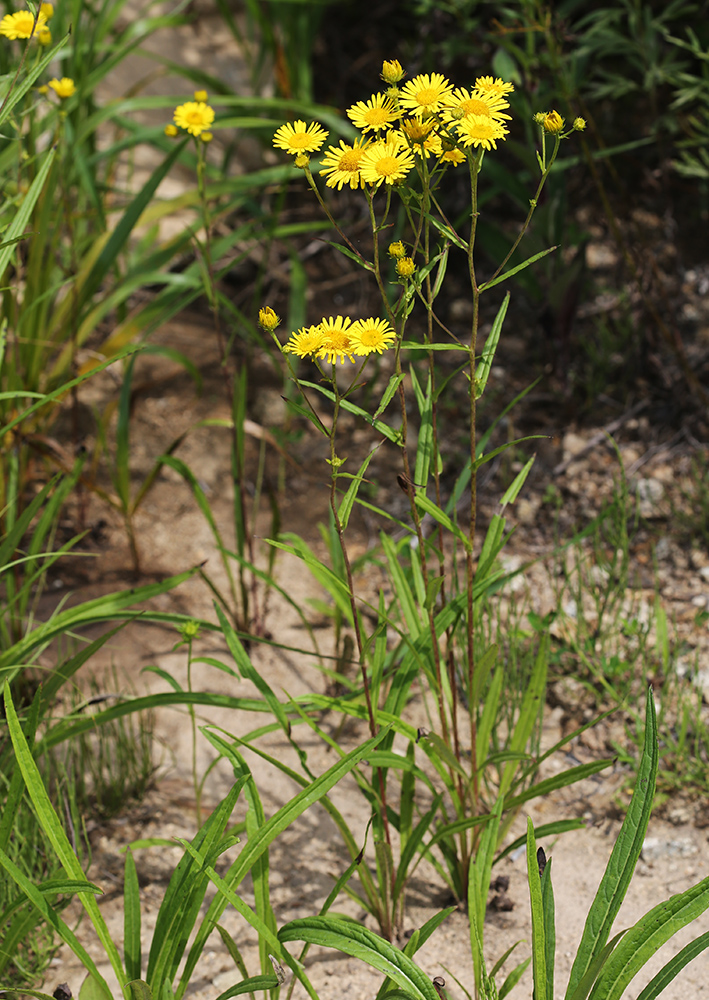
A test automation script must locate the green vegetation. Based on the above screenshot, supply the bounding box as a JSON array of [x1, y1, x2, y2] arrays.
[[1, 1, 708, 998]]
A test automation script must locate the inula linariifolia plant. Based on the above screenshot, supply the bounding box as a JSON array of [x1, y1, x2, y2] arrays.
[[259, 60, 601, 976], [2, 1, 708, 995]]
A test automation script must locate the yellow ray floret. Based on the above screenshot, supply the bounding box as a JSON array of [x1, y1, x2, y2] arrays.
[[399, 73, 454, 116], [48, 77, 76, 99], [273, 120, 329, 155], [319, 139, 369, 189], [455, 115, 509, 150], [282, 326, 327, 359], [318, 316, 355, 364], [348, 318, 396, 355], [440, 87, 511, 125], [174, 101, 215, 136], [474, 76, 515, 97], [359, 141, 416, 186], [0, 9, 48, 39], [347, 94, 400, 133]]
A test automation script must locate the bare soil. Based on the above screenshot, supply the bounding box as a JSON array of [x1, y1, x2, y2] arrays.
[[31, 6, 709, 997], [36, 304, 709, 1000]]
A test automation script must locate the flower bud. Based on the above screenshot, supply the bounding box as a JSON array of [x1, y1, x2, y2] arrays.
[[541, 110, 564, 134], [381, 59, 405, 85], [396, 257, 416, 278], [258, 306, 281, 332]]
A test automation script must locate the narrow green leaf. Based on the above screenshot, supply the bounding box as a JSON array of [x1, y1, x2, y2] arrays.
[[124, 850, 142, 981], [373, 372, 406, 421], [2, 689, 125, 989], [475, 293, 509, 399], [527, 818, 547, 1000], [541, 859, 555, 1000], [495, 820, 586, 864], [299, 379, 400, 442], [77, 140, 188, 312], [339, 448, 377, 531], [279, 916, 440, 1000], [0, 848, 112, 1000], [499, 957, 532, 999], [126, 982, 152, 1000], [568, 932, 627, 1000], [589, 877, 709, 1000], [635, 931, 709, 1000], [414, 494, 472, 552], [504, 760, 614, 812], [499, 455, 536, 509], [214, 976, 279, 1000], [0, 148, 56, 279], [564, 688, 658, 1000], [478, 246, 558, 292]]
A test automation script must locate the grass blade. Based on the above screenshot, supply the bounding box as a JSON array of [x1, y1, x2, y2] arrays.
[[564, 688, 659, 1000], [278, 916, 440, 1000], [635, 931, 709, 1000], [527, 818, 547, 1000], [124, 848, 141, 981], [2, 687, 126, 990], [588, 877, 709, 1000]]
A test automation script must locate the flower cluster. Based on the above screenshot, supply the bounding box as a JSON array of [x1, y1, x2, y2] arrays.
[[0, 3, 53, 43], [280, 315, 397, 365], [271, 63, 515, 190], [534, 110, 587, 136]]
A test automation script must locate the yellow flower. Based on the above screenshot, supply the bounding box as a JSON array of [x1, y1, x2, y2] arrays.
[[390, 126, 441, 160], [474, 76, 515, 97], [282, 325, 327, 359], [0, 9, 48, 39], [318, 316, 355, 365], [573, 117, 587, 131], [193, 89, 208, 102], [399, 72, 453, 117], [455, 114, 508, 150], [200, 131, 213, 143], [37, 84, 49, 95], [40, 3, 54, 18], [37, 25, 50, 44], [359, 140, 416, 187], [349, 318, 396, 355], [440, 87, 511, 125], [396, 257, 416, 278], [319, 139, 369, 190], [541, 110, 564, 134], [381, 59, 405, 84], [273, 119, 328, 155], [174, 100, 215, 136], [164, 123, 179, 137], [388, 241, 406, 259], [347, 93, 400, 133], [294, 152, 310, 169], [258, 306, 280, 332], [427, 134, 466, 165], [399, 117, 437, 143], [48, 77, 76, 99]]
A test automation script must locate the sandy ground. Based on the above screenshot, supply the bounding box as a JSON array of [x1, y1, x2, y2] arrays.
[[25, 5, 709, 996], [35, 316, 709, 1000]]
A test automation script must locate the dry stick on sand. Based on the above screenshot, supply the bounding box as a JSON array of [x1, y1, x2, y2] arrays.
[[553, 399, 649, 477]]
